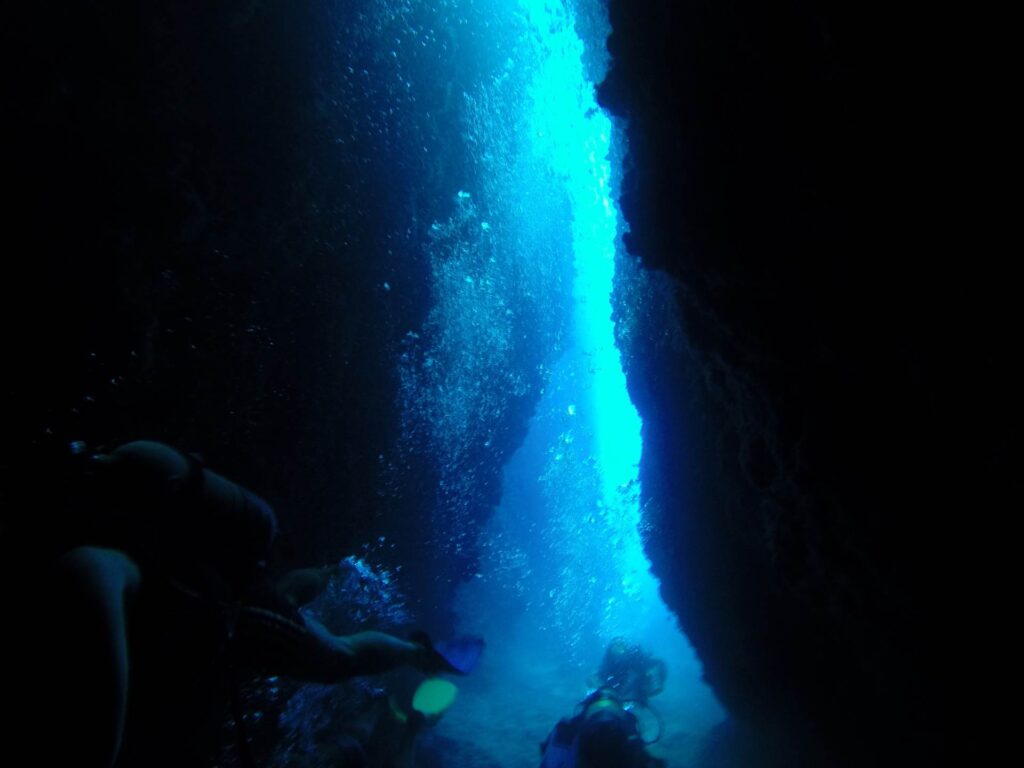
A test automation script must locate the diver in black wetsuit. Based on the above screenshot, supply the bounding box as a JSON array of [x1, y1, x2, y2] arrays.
[[594, 637, 667, 706], [539, 687, 666, 768], [7, 440, 456, 768], [539, 639, 668, 768]]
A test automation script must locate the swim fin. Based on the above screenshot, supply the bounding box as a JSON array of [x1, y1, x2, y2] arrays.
[[435, 635, 485, 675]]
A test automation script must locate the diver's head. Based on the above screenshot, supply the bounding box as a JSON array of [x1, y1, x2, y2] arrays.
[[583, 687, 623, 714], [578, 699, 641, 768], [607, 636, 632, 657]]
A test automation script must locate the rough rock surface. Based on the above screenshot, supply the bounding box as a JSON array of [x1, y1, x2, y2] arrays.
[[601, 1, 1005, 765], [2, 2, 557, 611]]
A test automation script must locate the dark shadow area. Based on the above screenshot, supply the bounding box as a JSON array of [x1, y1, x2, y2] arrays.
[[601, 1, 1003, 765]]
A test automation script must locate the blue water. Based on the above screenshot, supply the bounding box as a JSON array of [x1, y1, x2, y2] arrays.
[[435, 4, 725, 761], [278, 2, 724, 765]]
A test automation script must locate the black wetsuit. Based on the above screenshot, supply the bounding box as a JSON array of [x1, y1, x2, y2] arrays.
[[540, 690, 662, 768], [6, 441, 284, 768]]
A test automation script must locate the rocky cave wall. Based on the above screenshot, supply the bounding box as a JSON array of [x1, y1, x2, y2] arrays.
[[602, 1, 1005, 765], [2, 0, 562, 629]]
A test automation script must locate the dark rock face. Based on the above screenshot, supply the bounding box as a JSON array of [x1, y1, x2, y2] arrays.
[[4, 4, 567, 762], [2, 1, 553, 618], [603, 1, 1004, 765], [4, 2, 406, 571]]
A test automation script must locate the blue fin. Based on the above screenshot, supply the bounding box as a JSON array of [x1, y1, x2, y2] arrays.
[[436, 635, 485, 675]]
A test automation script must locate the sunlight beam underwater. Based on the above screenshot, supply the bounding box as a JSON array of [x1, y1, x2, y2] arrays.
[[520, 0, 655, 628]]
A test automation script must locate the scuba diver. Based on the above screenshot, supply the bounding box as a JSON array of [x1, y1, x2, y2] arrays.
[[539, 639, 668, 768], [593, 636, 667, 706], [6, 439, 464, 768]]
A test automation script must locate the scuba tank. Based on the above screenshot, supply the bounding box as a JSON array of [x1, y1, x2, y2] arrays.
[[539, 718, 580, 768]]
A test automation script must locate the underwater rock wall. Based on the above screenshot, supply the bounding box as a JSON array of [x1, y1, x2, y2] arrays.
[[5, 1, 408, 568], [3, 0, 561, 625], [601, 1, 1004, 765]]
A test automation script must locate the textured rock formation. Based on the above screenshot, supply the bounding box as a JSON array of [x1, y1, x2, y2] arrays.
[[601, 1, 1003, 765], [3, 2, 558, 610]]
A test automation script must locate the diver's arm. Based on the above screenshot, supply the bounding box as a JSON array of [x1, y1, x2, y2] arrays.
[[328, 628, 441, 677], [230, 607, 453, 682]]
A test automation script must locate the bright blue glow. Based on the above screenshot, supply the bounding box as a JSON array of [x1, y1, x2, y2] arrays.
[[273, 1, 725, 764], [442, 2, 725, 764], [520, 0, 655, 636], [355, 0, 731, 762]]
